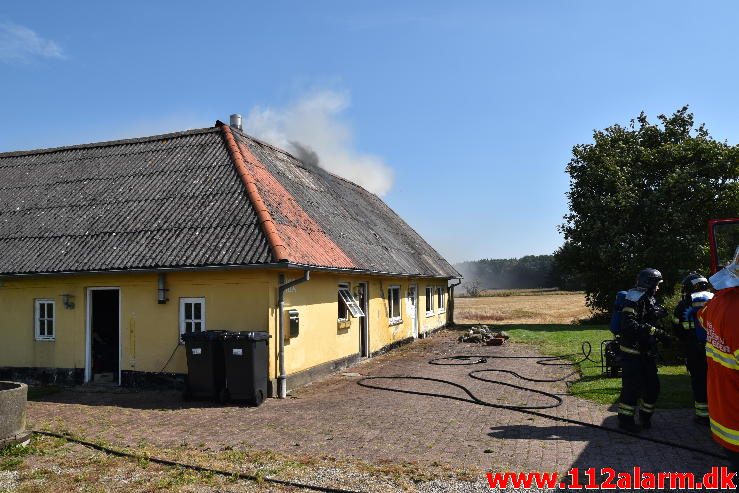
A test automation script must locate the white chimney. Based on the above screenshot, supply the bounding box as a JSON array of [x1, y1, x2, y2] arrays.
[[229, 114, 243, 131]]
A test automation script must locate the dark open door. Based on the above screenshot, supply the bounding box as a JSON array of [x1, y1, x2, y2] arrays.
[[91, 289, 120, 384]]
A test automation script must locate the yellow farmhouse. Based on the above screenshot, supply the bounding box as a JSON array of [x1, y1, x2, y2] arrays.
[[0, 118, 460, 397]]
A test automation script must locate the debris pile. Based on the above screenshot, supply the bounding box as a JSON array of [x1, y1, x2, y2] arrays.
[[457, 326, 510, 346]]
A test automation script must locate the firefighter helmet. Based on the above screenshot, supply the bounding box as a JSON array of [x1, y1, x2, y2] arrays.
[[636, 268, 663, 290], [681, 272, 710, 295]]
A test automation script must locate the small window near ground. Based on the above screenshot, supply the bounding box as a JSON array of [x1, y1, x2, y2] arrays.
[[437, 287, 445, 312], [35, 299, 55, 341], [388, 286, 402, 325], [180, 298, 205, 340], [338, 283, 364, 320], [425, 287, 434, 316]]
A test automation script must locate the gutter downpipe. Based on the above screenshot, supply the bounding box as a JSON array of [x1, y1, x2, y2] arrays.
[[448, 278, 463, 326], [277, 270, 310, 398]]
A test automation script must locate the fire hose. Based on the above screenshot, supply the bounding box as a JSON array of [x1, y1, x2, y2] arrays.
[[356, 342, 726, 460], [31, 429, 364, 493]]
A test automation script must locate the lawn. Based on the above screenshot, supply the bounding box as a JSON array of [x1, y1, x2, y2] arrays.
[[455, 291, 694, 409], [495, 324, 693, 408]]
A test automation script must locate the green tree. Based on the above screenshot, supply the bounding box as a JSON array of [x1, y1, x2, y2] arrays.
[[557, 107, 739, 313]]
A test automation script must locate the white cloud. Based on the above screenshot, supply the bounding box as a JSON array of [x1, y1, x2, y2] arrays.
[[245, 91, 394, 196], [0, 22, 65, 63]]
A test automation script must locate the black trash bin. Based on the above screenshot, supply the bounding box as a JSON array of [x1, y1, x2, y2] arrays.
[[222, 331, 271, 405], [182, 330, 227, 402]]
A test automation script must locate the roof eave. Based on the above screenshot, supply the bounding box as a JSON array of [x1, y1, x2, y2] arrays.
[[0, 262, 461, 281]]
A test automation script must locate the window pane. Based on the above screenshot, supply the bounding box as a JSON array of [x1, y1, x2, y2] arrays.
[[47, 319, 54, 336], [185, 303, 192, 319], [39, 319, 46, 336], [390, 288, 400, 318], [338, 292, 347, 319], [194, 322, 202, 333], [47, 303, 53, 318], [185, 321, 192, 334], [194, 303, 201, 320]]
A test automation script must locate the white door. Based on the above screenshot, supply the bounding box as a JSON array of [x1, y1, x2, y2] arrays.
[[408, 285, 418, 338]]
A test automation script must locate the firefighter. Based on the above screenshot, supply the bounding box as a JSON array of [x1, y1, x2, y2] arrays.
[[673, 272, 713, 425], [617, 268, 670, 432], [699, 246, 739, 475]]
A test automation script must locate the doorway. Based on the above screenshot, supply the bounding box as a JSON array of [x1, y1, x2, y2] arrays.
[[86, 288, 120, 385], [408, 285, 418, 338], [357, 282, 369, 357]]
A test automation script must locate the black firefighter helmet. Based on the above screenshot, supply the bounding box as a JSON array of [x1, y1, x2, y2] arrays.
[[681, 272, 710, 295], [636, 268, 663, 291]]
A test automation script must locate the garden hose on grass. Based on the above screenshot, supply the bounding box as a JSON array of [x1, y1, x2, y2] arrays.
[[31, 430, 364, 493], [357, 342, 726, 460]]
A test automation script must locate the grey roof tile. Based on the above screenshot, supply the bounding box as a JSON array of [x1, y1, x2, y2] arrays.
[[0, 125, 458, 278], [234, 132, 459, 278], [0, 128, 273, 274]]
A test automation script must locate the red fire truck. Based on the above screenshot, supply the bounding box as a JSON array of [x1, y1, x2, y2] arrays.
[[709, 218, 739, 273]]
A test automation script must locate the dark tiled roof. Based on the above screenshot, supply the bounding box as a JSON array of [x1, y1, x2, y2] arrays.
[[0, 124, 459, 278], [0, 129, 272, 274], [233, 131, 460, 278]]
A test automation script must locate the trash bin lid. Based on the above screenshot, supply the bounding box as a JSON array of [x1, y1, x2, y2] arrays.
[[181, 330, 228, 341], [223, 331, 271, 341]]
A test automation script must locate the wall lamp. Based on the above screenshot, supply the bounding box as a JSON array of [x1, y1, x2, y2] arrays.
[[62, 294, 75, 309], [157, 273, 169, 304]]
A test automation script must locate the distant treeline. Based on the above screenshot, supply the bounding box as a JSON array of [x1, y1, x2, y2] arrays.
[[454, 255, 583, 291]]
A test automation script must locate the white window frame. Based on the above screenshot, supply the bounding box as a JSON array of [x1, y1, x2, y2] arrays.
[[388, 286, 402, 325], [34, 299, 55, 341], [437, 286, 446, 313], [179, 298, 206, 341], [338, 283, 350, 322], [338, 283, 364, 320], [425, 287, 434, 317]]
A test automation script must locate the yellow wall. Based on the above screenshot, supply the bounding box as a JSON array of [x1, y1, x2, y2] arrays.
[[0, 271, 273, 378], [0, 269, 449, 384]]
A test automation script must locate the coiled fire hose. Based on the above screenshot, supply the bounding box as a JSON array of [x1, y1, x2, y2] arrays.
[[357, 342, 725, 460]]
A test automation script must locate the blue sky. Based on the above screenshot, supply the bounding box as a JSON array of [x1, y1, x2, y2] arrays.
[[2, 1, 739, 263]]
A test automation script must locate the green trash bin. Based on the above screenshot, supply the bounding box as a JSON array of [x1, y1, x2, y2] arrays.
[[182, 330, 227, 402], [222, 331, 271, 406]]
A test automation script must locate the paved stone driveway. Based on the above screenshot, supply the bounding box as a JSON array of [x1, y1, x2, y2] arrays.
[[28, 330, 729, 480]]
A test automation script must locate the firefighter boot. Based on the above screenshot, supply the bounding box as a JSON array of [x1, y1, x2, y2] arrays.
[[618, 414, 641, 433], [639, 410, 653, 430], [639, 401, 656, 429], [694, 402, 709, 426]]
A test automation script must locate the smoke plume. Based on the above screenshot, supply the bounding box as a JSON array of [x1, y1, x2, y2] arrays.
[[244, 91, 394, 196]]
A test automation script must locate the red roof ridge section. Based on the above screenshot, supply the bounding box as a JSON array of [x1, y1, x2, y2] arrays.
[[218, 122, 289, 262], [218, 124, 356, 270]]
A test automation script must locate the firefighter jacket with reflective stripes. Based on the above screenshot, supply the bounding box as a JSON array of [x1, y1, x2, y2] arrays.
[[619, 288, 662, 355], [698, 287, 739, 452]]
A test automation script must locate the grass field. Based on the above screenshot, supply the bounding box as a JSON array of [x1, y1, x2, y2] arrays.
[[455, 290, 591, 325], [455, 291, 693, 408]]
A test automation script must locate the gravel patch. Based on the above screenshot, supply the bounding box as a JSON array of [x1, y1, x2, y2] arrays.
[[0, 470, 18, 492]]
